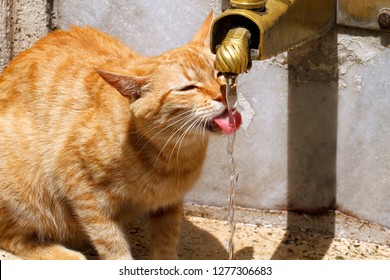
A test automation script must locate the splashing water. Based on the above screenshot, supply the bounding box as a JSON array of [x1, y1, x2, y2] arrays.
[[224, 75, 239, 260]]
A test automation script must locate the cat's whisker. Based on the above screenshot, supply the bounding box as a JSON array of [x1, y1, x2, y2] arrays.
[[138, 110, 193, 141], [168, 112, 212, 168], [153, 114, 198, 170], [171, 117, 203, 168], [135, 110, 193, 146], [201, 115, 209, 147], [135, 111, 194, 157]]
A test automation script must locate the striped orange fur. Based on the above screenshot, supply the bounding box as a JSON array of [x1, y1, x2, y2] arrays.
[[0, 12, 227, 259]]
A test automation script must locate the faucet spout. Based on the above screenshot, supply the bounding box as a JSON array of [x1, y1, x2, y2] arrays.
[[215, 27, 251, 75]]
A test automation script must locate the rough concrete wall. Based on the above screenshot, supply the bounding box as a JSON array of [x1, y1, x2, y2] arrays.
[[0, 0, 13, 71], [0, 0, 54, 72], [336, 28, 390, 228]]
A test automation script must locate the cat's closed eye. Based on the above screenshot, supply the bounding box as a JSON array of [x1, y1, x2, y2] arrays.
[[178, 84, 198, 92]]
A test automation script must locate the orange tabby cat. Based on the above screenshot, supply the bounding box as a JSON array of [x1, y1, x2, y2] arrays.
[[0, 12, 241, 260]]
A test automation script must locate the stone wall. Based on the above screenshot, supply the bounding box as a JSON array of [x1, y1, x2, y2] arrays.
[[0, 0, 55, 72]]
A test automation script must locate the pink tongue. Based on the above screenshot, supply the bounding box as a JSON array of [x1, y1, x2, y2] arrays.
[[214, 111, 242, 135]]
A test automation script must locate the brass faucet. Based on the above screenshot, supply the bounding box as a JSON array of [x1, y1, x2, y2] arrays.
[[211, 0, 336, 75], [215, 27, 251, 75]]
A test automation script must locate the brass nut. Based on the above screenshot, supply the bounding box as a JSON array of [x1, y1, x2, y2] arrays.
[[378, 8, 390, 30]]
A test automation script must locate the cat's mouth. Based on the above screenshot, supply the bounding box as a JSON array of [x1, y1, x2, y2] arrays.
[[207, 110, 242, 135]]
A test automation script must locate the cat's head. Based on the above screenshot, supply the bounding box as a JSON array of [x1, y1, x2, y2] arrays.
[[96, 12, 241, 140]]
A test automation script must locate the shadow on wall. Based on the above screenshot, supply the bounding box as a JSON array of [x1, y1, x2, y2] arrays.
[[272, 30, 339, 259]]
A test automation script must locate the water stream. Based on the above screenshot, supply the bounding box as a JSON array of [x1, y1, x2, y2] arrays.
[[224, 76, 239, 260]]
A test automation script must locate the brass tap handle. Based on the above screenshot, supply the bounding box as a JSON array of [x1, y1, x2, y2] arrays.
[[215, 27, 251, 75]]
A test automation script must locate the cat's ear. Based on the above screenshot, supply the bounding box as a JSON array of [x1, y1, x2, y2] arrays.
[[95, 68, 148, 100], [191, 11, 213, 46]]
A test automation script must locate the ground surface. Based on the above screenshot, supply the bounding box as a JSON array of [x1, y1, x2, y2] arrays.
[[1, 208, 389, 260]]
